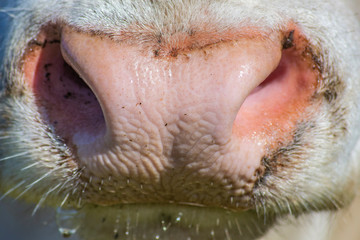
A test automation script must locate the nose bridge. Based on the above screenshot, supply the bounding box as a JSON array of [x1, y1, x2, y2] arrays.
[[102, 47, 250, 149], [115, 42, 282, 147], [130, 49, 243, 121], [91, 52, 238, 163]]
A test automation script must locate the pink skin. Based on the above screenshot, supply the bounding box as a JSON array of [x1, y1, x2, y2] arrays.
[[60, 27, 281, 176], [23, 25, 318, 206]]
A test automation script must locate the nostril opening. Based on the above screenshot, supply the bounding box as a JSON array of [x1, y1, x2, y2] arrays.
[[233, 43, 319, 139], [24, 26, 106, 147], [248, 57, 288, 96]]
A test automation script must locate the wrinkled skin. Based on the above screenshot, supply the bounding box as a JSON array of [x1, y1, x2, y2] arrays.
[[1, 0, 360, 240]]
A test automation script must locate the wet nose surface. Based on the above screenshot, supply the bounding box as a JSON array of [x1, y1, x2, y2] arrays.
[[23, 25, 318, 208], [60, 27, 282, 178]]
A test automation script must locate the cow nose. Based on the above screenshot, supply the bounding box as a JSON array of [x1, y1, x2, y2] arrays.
[[61, 27, 279, 150], [25, 25, 318, 208]]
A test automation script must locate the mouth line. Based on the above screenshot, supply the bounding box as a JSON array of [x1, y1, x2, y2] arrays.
[[57, 202, 274, 239]]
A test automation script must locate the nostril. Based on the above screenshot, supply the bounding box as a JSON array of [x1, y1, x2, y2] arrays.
[[23, 26, 106, 147], [233, 29, 320, 141], [248, 57, 288, 96]]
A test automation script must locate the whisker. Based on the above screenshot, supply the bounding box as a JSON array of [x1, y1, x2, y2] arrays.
[[234, 218, 243, 236], [0, 180, 26, 201], [15, 168, 58, 200], [285, 199, 293, 215], [60, 193, 70, 207], [21, 162, 40, 171], [0, 8, 27, 18], [54, 171, 81, 201], [26, 169, 57, 188], [0, 151, 31, 162], [0, 140, 27, 145], [0, 131, 33, 135], [32, 183, 62, 216], [224, 227, 232, 240]]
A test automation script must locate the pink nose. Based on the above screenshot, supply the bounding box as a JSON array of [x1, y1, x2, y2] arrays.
[[23, 25, 318, 207], [59, 27, 282, 178]]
